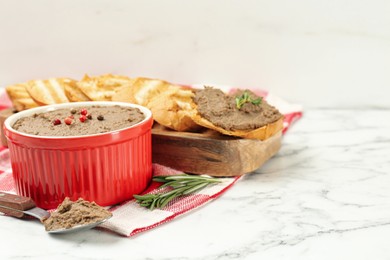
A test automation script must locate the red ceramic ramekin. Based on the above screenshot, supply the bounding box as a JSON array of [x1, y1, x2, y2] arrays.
[[4, 101, 153, 209]]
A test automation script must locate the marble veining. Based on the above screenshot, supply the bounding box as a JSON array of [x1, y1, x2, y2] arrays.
[[1, 108, 390, 259]]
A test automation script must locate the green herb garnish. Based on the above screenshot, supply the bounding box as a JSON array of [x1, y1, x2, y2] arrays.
[[134, 174, 221, 210], [235, 91, 262, 109]]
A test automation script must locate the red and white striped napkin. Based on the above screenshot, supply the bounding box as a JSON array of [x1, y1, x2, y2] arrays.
[[0, 86, 302, 237]]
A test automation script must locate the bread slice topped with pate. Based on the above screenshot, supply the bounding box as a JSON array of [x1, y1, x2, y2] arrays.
[[190, 87, 284, 140]]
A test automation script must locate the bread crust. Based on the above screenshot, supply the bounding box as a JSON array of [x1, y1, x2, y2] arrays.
[[5, 83, 39, 111], [25, 78, 73, 105], [147, 88, 200, 132], [64, 80, 91, 102], [77, 74, 134, 101], [191, 113, 284, 140], [114, 77, 179, 105], [112, 77, 200, 131]]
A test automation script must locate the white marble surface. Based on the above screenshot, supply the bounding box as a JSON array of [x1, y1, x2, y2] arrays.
[[1, 108, 390, 259]]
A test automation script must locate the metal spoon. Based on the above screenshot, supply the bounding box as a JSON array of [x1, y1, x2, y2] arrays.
[[0, 192, 111, 234]]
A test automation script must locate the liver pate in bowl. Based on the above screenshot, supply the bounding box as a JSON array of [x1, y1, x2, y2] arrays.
[[4, 101, 153, 209]]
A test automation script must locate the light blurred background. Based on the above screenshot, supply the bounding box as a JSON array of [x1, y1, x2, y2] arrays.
[[0, 0, 389, 108]]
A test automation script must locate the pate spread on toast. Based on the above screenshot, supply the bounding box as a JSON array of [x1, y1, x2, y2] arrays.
[[190, 87, 284, 140]]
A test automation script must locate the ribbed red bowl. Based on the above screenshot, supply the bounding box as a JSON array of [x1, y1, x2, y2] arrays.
[[3, 101, 153, 209]]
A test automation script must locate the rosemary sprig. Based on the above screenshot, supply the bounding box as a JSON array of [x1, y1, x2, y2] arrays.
[[134, 174, 221, 210], [235, 91, 262, 109]]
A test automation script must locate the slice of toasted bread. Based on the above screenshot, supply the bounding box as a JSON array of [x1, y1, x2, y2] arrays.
[[64, 80, 91, 102], [77, 74, 134, 101], [147, 88, 201, 132], [25, 78, 72, 105], [191, 113, 284, 140], [189, 88, 284, 140], [112, 77, 201, 131], [119, 77, 179, 106], [5, 83, 40, 111], [111, 84, 135, 103], [111, 76, 200, 131]]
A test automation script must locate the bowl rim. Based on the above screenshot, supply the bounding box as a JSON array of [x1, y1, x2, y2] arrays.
[[4, 101, 153, 139]]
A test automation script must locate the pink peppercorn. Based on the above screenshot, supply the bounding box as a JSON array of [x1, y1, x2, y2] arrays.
[[79, 115, 87, 122], [64, 117, 73, 125], [80, 108, 88, 116], [53, 119, 61, 125]]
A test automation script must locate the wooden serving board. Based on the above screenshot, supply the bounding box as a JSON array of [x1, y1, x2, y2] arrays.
[[152, 124, 282, 177]]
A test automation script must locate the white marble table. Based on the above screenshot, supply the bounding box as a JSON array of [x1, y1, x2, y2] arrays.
[[1, 107, 389, 259]]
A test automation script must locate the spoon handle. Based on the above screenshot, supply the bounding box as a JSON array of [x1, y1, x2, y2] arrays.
[[0, 192, 36, 218]]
